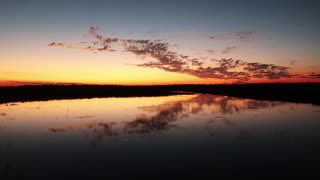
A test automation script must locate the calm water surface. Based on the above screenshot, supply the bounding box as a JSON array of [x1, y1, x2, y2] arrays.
[[1, 94, 320, 178]]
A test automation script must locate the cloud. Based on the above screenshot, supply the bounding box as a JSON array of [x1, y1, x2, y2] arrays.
[[48, 26, 118, 52], [234, 32, 255, 41], [48, 42, 66, 47], [289, 60, 296, 66], [221, 46, 237, 54], [89, 26, 119, 44], [244, 63, 292, 79], [308, 72, 320, 78], [48, 41, 98, 51], [206, 49, 215, 54], [48, 27, 300, 82], [191, 59, 204, 66], [209, 32, 255, 41]]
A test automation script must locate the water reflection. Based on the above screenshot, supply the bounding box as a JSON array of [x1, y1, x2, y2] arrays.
[[49, 122, 118, 145], [125, 94, 288, 137], [8, 94, 306, 144], [1, 94, 320, 178]]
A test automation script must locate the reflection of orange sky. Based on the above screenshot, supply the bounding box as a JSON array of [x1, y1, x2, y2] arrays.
[[0, 95, 197, 133], [1, 94, 318, 143]]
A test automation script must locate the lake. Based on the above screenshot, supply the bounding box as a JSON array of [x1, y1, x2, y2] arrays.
[[1, 94, 320, 178]]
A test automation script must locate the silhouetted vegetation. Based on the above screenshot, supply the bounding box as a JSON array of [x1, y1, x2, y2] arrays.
[[0, 85, 184, 103], [169, 83, 320, 105], [0, 83, 319, 105]]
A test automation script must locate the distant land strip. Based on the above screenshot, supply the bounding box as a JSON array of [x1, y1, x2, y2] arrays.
[[0, 83, 319, 105]]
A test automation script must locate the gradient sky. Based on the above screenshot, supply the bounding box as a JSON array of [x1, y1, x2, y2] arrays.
[[1, 0, 320, 85]]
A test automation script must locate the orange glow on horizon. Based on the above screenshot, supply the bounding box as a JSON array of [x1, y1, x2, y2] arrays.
[[0, 77, 319, 87], [1, 47, 319, 86]]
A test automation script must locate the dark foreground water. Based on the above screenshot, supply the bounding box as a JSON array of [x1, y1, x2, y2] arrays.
[[1, 94, 320, 178]]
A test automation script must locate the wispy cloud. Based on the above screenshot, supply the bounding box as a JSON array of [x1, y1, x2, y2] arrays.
[[244, 63, 292, 79], [48, 42, 66, 47], [48, 41, 97, 51], [221, 46, 237, 54], [206, 49, 215, 54], [209, 31, 255, 41], [48, 27, 315, 82], [289, 60, 296, 66], [308, 72, 320, 78], [234, 32, 255, 41]]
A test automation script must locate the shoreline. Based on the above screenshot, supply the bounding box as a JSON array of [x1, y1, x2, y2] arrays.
[[0, 83, 319, 105]]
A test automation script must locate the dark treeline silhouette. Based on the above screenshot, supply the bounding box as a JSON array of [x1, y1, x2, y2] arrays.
[[0, 83, 319, 105], [169, 83, 320, 105], [0, 85, 183, 103]]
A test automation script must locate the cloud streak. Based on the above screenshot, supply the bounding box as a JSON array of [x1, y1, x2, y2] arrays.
[[308, 73, 320, 78], [221, 46, 237, 54], [234, 32, 255, 41], [48, 42, 98, 51], [209, 31, 255, 41], [48, 27, 316, 82]]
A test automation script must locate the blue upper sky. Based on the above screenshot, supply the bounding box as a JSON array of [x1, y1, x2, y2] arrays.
[[1, 0, 319, 36], [0, 0, 319, 85]]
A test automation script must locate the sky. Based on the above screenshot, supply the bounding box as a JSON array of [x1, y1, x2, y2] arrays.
[[0, 0, 320, 85]]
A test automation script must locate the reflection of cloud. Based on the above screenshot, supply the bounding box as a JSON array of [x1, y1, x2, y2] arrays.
[[49, 122, 118, 145], [216, 116, 236, 127], [49, 127, 65, 132], [48, 94, 288, 144], [124, 114, 176, 134], [48, 27, 298, 81], [125, 94, 286, 134], [0, 111, 15, 121]]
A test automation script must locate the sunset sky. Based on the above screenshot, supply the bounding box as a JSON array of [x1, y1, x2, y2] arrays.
[[1, 0, 320, 86]]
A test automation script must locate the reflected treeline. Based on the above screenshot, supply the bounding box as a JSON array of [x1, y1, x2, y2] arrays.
[[0, 111, 14, 121], [48, 94, 288, 144], [0, 112, 6, 130]]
